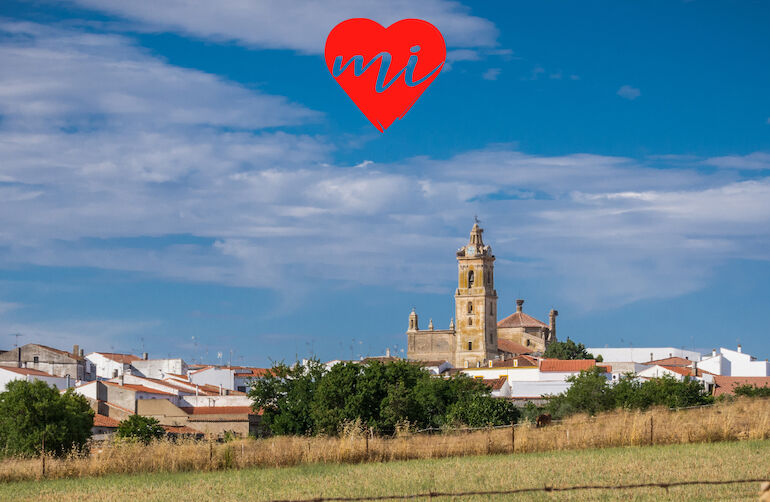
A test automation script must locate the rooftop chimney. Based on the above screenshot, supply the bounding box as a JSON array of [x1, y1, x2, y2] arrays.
[[142, 352, 148, 360], [385, 348, 391, 358], [79, 349, 84, 357], [650, 352, 654, 362], [712, 349, 717, 357], [118, 374, 124, 386], [516, 299, 524, 313], [737, 344, 742, 353], [72, 344, 79, 358], [549, 309, 558, 341]]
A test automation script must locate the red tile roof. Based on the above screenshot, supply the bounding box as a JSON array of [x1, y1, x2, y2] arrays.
[[231, 366, 269, 377], [491, 356, 538, 368], [497, 339, 535, 355], [93, 352, 140, 364], [713, 376, 770, 397], [0, 366, 56, 377], [179, 406, 256, 415], [644, 357, 692, 367], [539, 359, 600, 372], [104, 382, 175, 395], [497, 312, 548, 329], [482, 377, 508, 391], [93, 414, 120, 428]]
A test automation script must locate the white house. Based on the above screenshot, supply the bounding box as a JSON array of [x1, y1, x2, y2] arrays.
[[0, 366, 72, 390], [697, 346, 769, 377], [189, 366, 268, 392], [85, 352, 141, 380], [588, 347, 702, 364], [130, 358, 188, 379]]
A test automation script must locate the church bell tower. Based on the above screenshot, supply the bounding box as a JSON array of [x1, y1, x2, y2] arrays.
[[454, 221, 498, 367]]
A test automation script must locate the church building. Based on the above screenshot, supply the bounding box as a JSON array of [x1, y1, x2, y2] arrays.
[[406, 222, 557, 368]]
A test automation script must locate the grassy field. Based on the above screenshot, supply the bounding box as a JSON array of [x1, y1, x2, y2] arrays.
[[2, 398, 768, 482], [7, 439, 769, 502]]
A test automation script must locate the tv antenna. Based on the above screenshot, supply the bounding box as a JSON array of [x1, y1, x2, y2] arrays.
[[9, 333, 22, 348]]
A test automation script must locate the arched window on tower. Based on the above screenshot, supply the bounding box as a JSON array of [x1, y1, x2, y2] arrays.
[[468, 270, 474, 287], [467, 301, 473, 314]]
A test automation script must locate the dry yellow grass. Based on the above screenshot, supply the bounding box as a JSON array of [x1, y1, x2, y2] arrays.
[[1, 396, 768, 482]]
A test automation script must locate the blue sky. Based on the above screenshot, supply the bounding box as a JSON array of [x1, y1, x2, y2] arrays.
[[0, 1, 769, 365]]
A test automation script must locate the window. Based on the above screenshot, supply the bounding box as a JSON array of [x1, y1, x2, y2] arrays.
[[33, 356, 39, 364], [467, 301, 473, 313], [468, 317, 473, 326], [468, 270, 474, 287], [486, 272, 490, 284], [467, 341, 473, 350]]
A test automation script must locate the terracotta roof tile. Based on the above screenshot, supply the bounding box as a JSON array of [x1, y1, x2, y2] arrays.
[[93, 414, 120, 428], [491, 356, 538, 368], [92, 352, 140, 364], [497, 339, 535, 355], [179, 406, 256, 415], [713, 376, 770, 397], [104, 382, 175, 395], [482, 377, 508, 390], [497, 312, 548, 329], [643, 357, 693, 367], [0, 366, 55, 377], [539, 359, 600, 372]]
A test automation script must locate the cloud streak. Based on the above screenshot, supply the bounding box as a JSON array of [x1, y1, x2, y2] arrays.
[[65, 0, 500, 54]]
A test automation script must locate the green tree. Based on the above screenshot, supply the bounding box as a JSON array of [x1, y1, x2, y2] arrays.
[[546, 366, 614, 418], [0, 380, 93, 457], [543, 338, 601, 361], [115, 414, 165, 444], [248, 359, 326, 435]]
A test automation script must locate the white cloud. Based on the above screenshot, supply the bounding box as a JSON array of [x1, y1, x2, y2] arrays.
[[482, 68, 501, 80], [705, 152, 770, 170], [617, 85, 641, 100], [0, 21, 318, 131], [66, 0, 500, 53]]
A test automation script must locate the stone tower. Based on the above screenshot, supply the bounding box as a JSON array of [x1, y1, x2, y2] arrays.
[[454, 222, 498, 367]]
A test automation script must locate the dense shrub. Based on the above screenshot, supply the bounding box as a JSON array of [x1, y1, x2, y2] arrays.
[[543, 369, 714, 420], [116, 415, 165, 444], [0, 380, 93, 457], [733, 384, 770, 398]]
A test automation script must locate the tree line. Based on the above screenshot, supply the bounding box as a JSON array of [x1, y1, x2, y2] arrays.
[[248, 359, 519, 436]]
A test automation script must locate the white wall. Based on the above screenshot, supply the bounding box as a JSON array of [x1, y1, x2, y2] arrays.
[[86, 353, 128, 380], [189, 367, 235, 390], [179, 395, 253, 408], [509, 380, 571, 398], [588, 347, 702, 363], [720, 348, 770, 377], [461, 367, 540, 381], [130, 359, 188, 379], [0, 369, 70, 391]]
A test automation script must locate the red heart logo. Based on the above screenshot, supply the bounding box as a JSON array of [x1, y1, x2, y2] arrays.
[[325, 18, 446, 132]]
